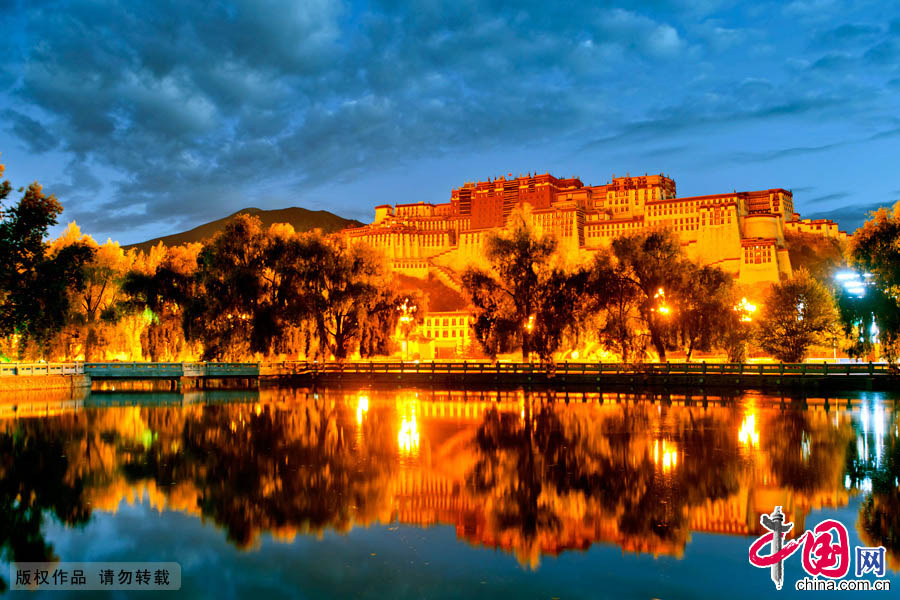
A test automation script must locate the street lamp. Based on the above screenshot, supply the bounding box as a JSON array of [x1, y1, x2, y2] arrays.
[[734, 297, 756, 322], [396, 297, 418, 360], [652, 288, 671, 316]]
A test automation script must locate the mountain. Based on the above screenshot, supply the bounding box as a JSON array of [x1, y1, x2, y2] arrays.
[[127, 207, 364, 252]]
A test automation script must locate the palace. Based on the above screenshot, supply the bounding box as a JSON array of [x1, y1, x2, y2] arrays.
[[347, 171, 846, 289]]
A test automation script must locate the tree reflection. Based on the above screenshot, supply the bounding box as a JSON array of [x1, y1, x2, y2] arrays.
[[0, 418, 95, 591], [0, 391, 878, 573], [762, 409, 853, 494], [856, 411, 900, 570], [124, 398, 399, 548], [466, 403, 745, 566]]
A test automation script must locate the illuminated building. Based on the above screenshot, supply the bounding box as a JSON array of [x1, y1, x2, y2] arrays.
[[348, 171, 845, 287]]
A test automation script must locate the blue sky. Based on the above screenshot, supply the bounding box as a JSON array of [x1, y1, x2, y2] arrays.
[[1, 0, 898, 244]]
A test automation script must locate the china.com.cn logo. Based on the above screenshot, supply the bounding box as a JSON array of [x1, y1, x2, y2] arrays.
[[748, 506, 887, 590]]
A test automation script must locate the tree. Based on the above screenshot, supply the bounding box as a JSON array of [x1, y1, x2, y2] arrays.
[[839, 203, 900, 364], [462, 221, 585, 361], [0, 163, 94, 357], [585, 251, 646, 362], [720, 301, 754, 363], [49, 224, 135, 360], [300, 235, 399, 361], [122, 242, 201, 361], [185, 215, 269, 360], [611, 229, 688, 361], [756, 269, 838, 362], [673, 263, 735, 361]]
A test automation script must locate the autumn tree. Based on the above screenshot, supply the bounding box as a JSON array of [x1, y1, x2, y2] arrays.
[[611, 229, 688, 361], [185, 215, 269, 360], [122, 242, 201, 361], [756, 269, 838, 362], [462, 221, 586, 361], [672, 263, 735, 361], [48, 224, 136, 360], [0, 162, 94, 358], [300, 235, 400, 361], [185, 218, 399, 361], [584, 251, 646, 362], [838, 203, 900, 364]]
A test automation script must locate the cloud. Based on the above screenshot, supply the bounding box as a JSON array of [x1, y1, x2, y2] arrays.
[[2, 0, 707, 234], [814, 23, 881, 47], [805, 201, 889, 233], [2, 109, 57, 152], [0, 0, 898, 241], [863, 39, 900, 64], [806, 191, 850, 204]]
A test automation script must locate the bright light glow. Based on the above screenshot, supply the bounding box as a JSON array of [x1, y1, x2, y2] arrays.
[[739, 413, 759, 446], [398, 413, 419, 453], [834, 270, 872, 298], [571, 350, 580, 360], [356, 395, 369, 425], [654, 439, 679, 472], [734, 297, 757, 322], [525, 315, 535, 332], [652, 288, 671, 316]]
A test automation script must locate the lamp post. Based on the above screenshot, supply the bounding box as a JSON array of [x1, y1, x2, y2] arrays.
[[734, 297, 756, 322], [396, 297, 417, 361], [524, 314, 535, 363]]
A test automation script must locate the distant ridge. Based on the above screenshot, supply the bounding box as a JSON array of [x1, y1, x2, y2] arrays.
[[127, 206, 363, 252]]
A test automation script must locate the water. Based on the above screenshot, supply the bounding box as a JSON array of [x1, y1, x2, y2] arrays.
[[1, 387, 898, 598]]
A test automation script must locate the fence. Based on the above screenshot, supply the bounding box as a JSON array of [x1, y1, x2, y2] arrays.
[[0, 361, 891, 378]]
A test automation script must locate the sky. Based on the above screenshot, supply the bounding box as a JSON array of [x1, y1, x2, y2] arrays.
[[0, 0, 898, 245]]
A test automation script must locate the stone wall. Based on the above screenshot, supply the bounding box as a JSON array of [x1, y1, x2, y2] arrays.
[[0, 374, 91, 392]]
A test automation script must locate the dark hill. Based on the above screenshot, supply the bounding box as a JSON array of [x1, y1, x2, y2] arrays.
[[127, 207, 363, 252]]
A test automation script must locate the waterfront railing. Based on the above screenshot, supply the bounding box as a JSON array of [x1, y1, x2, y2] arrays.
[[0, 361, 892, 378]]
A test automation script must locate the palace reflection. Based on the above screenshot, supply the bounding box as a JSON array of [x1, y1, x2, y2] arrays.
[[0, 387, 897, 583]]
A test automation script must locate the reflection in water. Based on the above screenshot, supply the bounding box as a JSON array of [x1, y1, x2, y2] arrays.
[[397, 397, 420, 456], [739, 412, 760, 447], [849, 395, 900, 570], [0, 387, 897, 583]]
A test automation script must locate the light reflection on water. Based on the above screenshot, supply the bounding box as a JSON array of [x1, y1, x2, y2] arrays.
[[0, 387, 898, 596]]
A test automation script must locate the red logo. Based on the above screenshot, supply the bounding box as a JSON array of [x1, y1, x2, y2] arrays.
[[749, 507, 851, 589]]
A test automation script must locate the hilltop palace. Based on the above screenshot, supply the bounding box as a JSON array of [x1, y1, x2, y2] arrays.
[[345, 172, 845, 358], [347, 171, 845, 284]]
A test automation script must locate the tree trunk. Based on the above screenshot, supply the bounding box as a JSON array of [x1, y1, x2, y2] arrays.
[[651, 328, 666, 362]]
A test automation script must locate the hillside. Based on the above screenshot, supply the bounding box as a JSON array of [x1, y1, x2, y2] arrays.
[[127, 206, 363, 252], [395, 273, 469, 312], [784, 230, 847, 281]]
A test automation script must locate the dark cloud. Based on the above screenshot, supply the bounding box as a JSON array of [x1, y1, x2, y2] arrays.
[[863, 39, 900, 64], [806, 201, 891, 233], [2, 109, 57, 152], [729, 141, 844, 164], [4, 0, 704, 234], [809, 53, 855, 71], [814, 23, 881, 47], [0, 0, 898, 240], [806, 192, 850, 204]]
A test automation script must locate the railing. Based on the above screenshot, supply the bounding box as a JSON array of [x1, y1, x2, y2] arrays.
[[295, 360, 893, 377], [1, 361, 893, 378], [0, 362, 85, 376]]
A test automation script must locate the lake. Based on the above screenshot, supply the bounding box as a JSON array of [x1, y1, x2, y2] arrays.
[[1, 387, 897, 598]]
